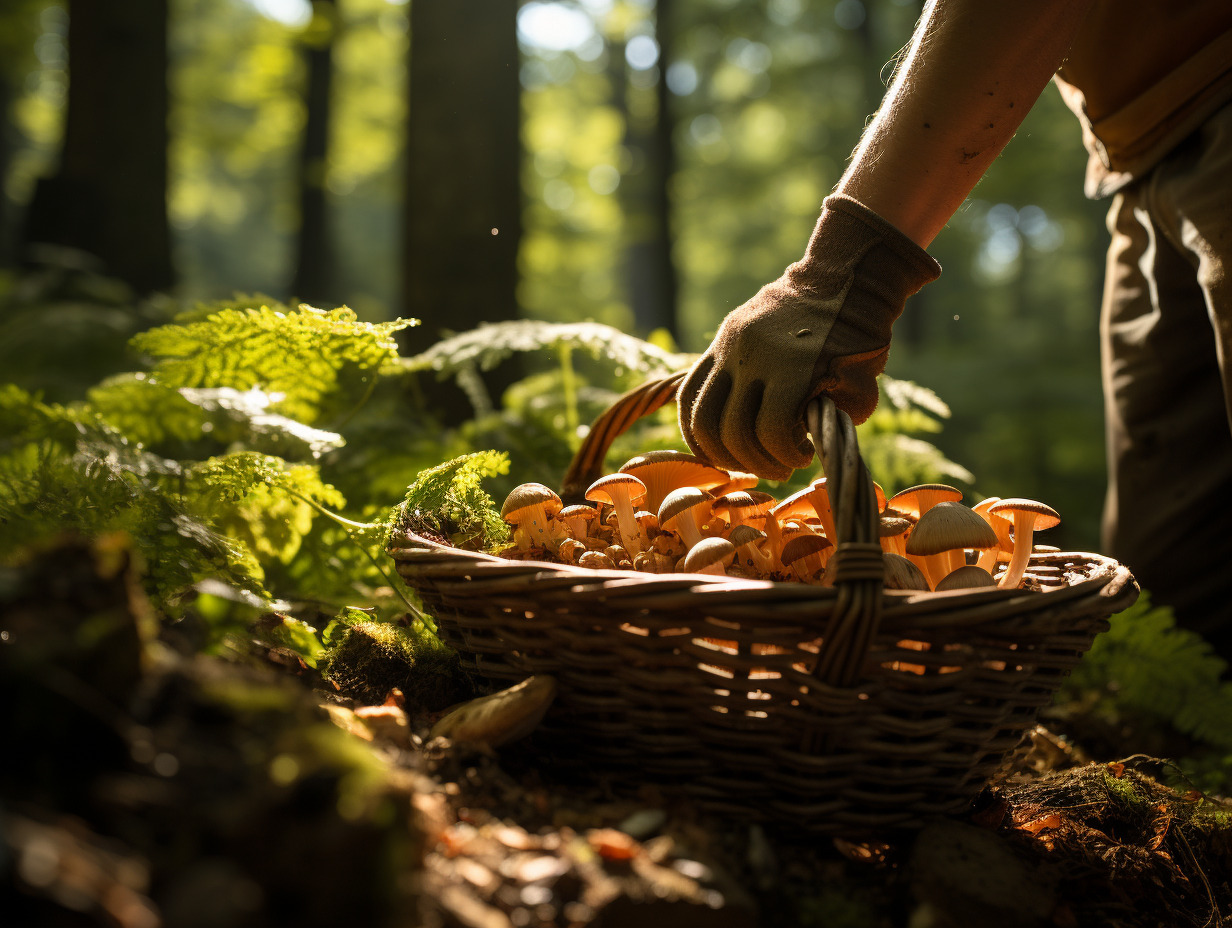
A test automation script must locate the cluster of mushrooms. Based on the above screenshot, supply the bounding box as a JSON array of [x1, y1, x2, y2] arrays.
[[497, 450, 1060, 592]]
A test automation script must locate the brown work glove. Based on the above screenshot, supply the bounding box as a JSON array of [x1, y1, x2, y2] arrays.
[[678, 193, 940, 480]]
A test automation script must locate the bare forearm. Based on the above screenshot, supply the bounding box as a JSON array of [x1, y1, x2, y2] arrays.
[[835, 0, 1095, 247]]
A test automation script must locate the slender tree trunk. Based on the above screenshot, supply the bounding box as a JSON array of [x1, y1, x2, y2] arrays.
[[405, 0, 521, 417], [610, 1, 679, 338], [0, 72, 13, 268], [289, 0, 336, 305], [21, 0, 173, 294]]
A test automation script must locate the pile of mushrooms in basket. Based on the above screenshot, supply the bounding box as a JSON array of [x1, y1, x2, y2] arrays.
[[497, 450, 1061, 592]]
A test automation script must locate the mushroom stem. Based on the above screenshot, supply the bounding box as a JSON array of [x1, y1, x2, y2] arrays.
[[675, 512, 704, 551], [610, 490, 643, 554], [998, 513, 1038, 590]]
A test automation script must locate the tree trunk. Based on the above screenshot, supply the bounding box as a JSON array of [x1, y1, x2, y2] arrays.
[[611, 2, 678, 339], [0, 71, 13, 269], [289, 0, 336, 306], [405, 0, 521, 418], [21, 0, 173, 294]]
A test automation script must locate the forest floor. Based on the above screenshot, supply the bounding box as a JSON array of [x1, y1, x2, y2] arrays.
[[2, 536, 1230, 928]]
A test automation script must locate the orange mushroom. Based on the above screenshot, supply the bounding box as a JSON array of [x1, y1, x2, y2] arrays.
[[586, 473, 648, 554], [618, 451, 728, 515], [988, 498, 1061, 590]]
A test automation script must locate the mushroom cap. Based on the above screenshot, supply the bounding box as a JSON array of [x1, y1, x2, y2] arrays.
[[935, 565, 996, 591], [577, 550, 617, 569], [501, 483, 563, 520], [680, 536, 737, 573], [658, 486, 713, 529], [711, 490, 777, 521], [708, 470, 760, 498], [905, 501, 997, 556], [585, 472, 648, 508], [887, 483, 963, 520], [771, 487, 819, 522], [728, 524, 767, 550], [882, 552, 928, 590], [429, 675, 557, 747], [987, 497, 1061, 531], [618, 451, 728, 511], [559, 504, 599, 523], [878, 514, 912, 538], [780, 532, 833, 566]]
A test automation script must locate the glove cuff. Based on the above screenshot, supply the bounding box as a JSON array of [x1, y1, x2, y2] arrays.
[[800, 193, 941, 297]]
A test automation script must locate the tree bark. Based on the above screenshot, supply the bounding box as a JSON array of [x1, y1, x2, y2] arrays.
[[20, 0, 174, 295], [611, 2, 679, 339], [405, 0, 521, 417], [0, 71, 13, 269], [289, 0, 336, 306]]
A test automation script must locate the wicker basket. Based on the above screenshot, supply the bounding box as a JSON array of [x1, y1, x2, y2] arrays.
[[390, 374, 1138, 835]]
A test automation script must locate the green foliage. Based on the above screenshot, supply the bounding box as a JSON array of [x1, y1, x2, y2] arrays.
[[131, 302, 414, 425], [392, 451, 512, 551], [1060, 596, 1232, 753], [859, 376, 977, 493], [404, 318, 693, 382]]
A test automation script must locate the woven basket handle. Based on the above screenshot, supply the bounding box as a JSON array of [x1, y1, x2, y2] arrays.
[[561, 372, 884, 686], [561, 371, 687, 502]]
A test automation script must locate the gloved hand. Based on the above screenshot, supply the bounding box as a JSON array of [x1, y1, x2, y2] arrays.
[[678, 193, 940, 480]]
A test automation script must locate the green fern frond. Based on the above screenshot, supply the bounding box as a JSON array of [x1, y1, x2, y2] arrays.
[[856, 376, 974, 490], [130, 303, 416, 424], [86, 374, 207, 448], [189, 451, 346, 509], [880, 375, 952, 419], [391, 451, 510, 550], [1061, 595, 1232, 751], [0, 383, 82, 450], [403, 319, 695, 380]]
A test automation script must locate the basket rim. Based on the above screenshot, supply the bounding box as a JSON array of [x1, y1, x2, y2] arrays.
[[388, 528, 1138, 611]]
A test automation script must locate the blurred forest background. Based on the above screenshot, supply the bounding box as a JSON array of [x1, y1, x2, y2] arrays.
[[0, 0, 1109, 549]]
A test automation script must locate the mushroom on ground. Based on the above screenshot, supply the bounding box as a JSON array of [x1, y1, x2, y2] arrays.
[[429, 676, 557, 748], [988, 498, 1061, 590], [680, 536, 737, 576], [905, 501, 997, 589], [586, 473, 649, 554], [501, 483, 565, 552]]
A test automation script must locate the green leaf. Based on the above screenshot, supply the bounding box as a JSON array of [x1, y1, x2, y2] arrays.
[[130, 302, 416, 424], [391, 451, 511, 550], [403, 319, 695, 380]]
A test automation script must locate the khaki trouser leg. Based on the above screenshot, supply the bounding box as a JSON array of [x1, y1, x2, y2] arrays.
[[1101, 104, 1232, 657]]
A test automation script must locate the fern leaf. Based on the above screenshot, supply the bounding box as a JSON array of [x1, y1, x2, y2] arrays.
[[391, 451, 510, 550], [403, 319, 695, 379], [130, 303, 415, 424], [1061, 595, 1232, 751]]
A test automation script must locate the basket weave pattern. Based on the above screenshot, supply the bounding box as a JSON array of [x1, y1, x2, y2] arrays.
[[390, 379, 1138, 835]]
